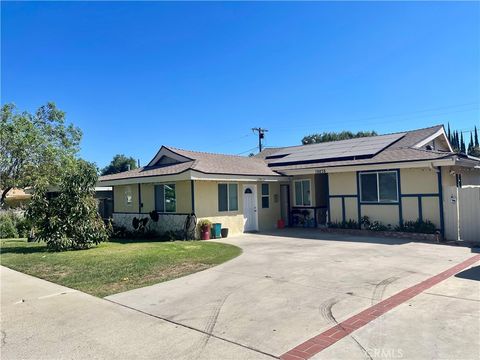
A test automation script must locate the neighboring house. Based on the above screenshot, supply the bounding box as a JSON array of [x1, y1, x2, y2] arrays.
[[0, 188, 32, 208], [98, 125, 480, 239], [46, 186, 113, 219]]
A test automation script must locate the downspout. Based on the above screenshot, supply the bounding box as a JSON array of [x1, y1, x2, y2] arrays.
[[191, 180, 195, 213], [432, 165, 445, 239]]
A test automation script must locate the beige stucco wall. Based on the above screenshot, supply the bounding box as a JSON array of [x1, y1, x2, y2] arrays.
[[401, 197, 419, 222], [328, 172, 357, 195], [329, 198, 343, 223], [139, 181, 192, 214], [400, 168, 438, 194], [114, 184, 139, 213], [422, 197, 441, 227], [195, 180, 282, 235], [258, 182, 282, 231], [361, 204, 399, 227], [344, 197, 358, 222], [325, 168, 442, 228], [114, 181, 192, 214]]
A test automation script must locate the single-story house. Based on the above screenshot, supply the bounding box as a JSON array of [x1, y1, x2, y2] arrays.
[[0, 188, 32, 208], [98, 125, 480, 240]]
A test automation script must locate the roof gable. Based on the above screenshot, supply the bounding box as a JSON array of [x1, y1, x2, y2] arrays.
[[147, 146, 192, 167]]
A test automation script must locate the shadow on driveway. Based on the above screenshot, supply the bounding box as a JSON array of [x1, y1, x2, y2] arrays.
[[455, 265, 480, 281]]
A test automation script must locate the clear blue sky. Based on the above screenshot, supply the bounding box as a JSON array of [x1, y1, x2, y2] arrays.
[[2, 1, 479, 168]]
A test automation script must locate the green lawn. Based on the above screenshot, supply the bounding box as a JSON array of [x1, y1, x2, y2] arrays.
[[0, 239, 241, 297]]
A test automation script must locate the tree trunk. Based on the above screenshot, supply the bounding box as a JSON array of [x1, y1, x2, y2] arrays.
[[0, 186, 12, 207]]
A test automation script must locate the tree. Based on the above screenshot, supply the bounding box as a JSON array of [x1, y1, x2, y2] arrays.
[[0, 103, 81, 206], [475, 126, 479, 148], [27, 159, 108, 251], [301, 130, 377, 145], [101, 154, 137, 175], [447, 123, 451, 143], [460, 132, 466, 153]]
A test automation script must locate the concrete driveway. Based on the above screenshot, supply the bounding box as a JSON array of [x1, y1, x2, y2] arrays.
[[2, 229, 479, 359], [107, 229, 480, 360]]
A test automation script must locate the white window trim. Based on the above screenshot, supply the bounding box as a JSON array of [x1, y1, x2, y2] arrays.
[[359, 171, 399, 203], [219, 183, 239, 212], [156, 183, 176, 213], [294, 179, 312, 207], [261, 183, 270, 208]]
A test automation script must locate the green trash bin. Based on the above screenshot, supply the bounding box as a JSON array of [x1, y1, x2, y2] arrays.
[[212, 223, 221, 239]]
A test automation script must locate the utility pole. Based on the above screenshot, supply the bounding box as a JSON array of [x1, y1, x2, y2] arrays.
[[252, 127, 268, 152]]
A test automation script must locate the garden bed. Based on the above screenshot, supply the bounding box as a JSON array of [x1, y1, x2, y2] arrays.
[[319, 227, 441, 242]]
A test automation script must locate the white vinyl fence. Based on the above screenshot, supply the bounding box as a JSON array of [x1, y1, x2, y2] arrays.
[[444, 186, 480, 242]]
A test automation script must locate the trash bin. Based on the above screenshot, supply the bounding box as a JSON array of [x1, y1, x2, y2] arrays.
[[221, 228, 229, 238], [212, 223, 222, 239]]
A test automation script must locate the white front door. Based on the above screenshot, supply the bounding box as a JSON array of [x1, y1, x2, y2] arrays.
[[243, 185, 258, 232]]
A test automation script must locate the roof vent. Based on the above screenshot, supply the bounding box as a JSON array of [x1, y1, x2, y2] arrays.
[[425, 145, 433, 151]]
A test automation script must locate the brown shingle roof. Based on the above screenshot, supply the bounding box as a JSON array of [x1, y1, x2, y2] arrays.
[[165, 147, 281, 176], [99, 125, 463, 182], [261, 125, 455, 171], [99, 161, 195, 181], [99, 147, 281, 182]]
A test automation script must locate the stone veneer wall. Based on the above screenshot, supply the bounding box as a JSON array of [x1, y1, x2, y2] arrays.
[[319, 227, 441, 242], [112, 213, 188, 234]]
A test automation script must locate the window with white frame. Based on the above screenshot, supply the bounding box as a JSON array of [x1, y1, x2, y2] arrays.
[[155, 184, 176, 212], [218, 183, 238, 212], [359, 171, 398, 203], [294, 179, 311, 206], [261, 184, 269, 208]]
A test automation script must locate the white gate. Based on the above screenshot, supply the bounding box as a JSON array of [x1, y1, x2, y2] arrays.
[[444, 186, 480, 242]]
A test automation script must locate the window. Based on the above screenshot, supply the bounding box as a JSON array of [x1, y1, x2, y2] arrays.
[[359, 171, 398, 203], [155, 184, 176, 212], [218, 183, 238, 211], [261, 184, 269, 208], [294, 180, 311, 206]]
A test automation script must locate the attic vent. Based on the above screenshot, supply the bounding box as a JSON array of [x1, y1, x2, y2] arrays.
[[425, 145, 433, 151]]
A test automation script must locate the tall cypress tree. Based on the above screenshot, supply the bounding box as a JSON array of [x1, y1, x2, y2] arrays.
[[447, 123, 451, 143], [475, 126, 479, 147], [468, 132, 474, 154], [460, 132, 466, 153]]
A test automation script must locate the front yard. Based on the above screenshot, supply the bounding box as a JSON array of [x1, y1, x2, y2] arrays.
[[0, 239, 241, 297]]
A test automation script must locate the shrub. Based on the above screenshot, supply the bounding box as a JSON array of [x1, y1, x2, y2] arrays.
[[0, 214, 18, 238], [27, 159, 109, 251], [328, 219, 359, 229], [395, 219, 436, 234], [198, 219, 212, 230], [360, 216, 390, 231]]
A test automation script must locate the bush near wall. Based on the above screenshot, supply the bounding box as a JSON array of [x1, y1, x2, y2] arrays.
[[0, 211, 31, 239], [328, 217, 438, 235]]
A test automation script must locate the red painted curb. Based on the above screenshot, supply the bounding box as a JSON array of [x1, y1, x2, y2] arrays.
[[280, 254, 480, 360]]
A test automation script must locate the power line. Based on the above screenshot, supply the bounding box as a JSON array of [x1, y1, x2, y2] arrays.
[[271, 107, 479, 133], [273, 102, 479, 132], [236, 146, 259, 155]]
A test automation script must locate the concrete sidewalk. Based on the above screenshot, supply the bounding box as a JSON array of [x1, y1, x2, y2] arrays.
[[0, 266, 273, 360]]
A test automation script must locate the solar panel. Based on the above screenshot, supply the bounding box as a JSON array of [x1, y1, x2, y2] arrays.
[[268, 133, 405, 164]]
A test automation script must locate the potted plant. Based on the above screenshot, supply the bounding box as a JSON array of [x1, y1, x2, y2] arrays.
[[198, 219, 212, 240]]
